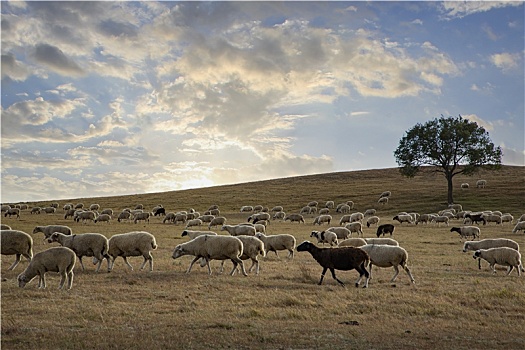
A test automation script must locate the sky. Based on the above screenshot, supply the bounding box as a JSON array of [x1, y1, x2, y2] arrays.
[[1, 1, 524, 203]]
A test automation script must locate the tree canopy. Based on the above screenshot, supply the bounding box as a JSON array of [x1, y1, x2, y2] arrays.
[[394, 115, 502, 204]]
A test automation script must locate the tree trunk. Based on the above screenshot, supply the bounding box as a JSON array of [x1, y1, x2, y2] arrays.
[[446, 173, 454, 205]]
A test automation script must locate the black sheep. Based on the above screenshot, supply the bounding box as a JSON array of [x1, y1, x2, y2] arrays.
[[464, 213, 486, 225], [376, 224, 395, 237], [153, 207, 166, 216], [296, 241, 370, 287]]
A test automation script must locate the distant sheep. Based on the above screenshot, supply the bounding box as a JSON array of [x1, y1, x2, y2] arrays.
[[376, 224, 395, 237], [416, 214, 432, 225], [1, 230, 33, 271], [153, 207, 166, 216], [220, 224, 256, 236], [366, 216, 381, 228], [500, 214, 513, 225], [393, 214, 413, 225], [461, 183, 469, 189], [450, 226, 480, 240], [218, 235, 266, 275], [199, 214, 215, 223], [273, 212, 286, 220], [94, 214, 112, 224], [181, 230, 218, 240], [4, 208, 20, 219], [208, 216, 227, 229], [255, 232, 296, 259], [464, 213, 486, 225], [89, 204, 100, 211], [476, 179, 487, 188], [339, 215, 352, 226], [344, 222, 363, 237], [32, 225, 72, 239], [75, 211, 96, 224], [378, 197, 389, 205], [325, 201, 335, 209], [364, 238, 399, 246], [284, 214, 305, 224], [473, 248, 521, 276], [249, 212, 271, 224], [482, 214, 502, 225], [512, 221, 525, 234], [134, 212, 151, 224], [308, 201, 318, 207], [318, 208, 330, 215], [117, 211, 132, 223], [350, 212, 364, 223], [31, 207, 41, 214], [100, 209, 114, 216], [379, 191, 391, 198], [313, 215, 332, 226], [240, 206, 254, 212], [105, 231, 157, 272], [185, 219, 203, 229], [433, 215, 450, 226], [17, 247, 76, 290], [338, 238, 367, 247], [326, 227, 351, 240], [364, 209, 376, 217], [271, 206, 284, 212], [163, 212, 176, 223], [359, 244, 415, 287], [310, 231, 338, 247]]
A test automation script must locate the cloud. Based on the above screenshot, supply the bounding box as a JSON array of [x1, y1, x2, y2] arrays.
[[29, 43, 85, 77], [1, 53, 30, 81], [440, 1, 523, 19], [490, 52, 521, 72], [463, 114, 494, 131]]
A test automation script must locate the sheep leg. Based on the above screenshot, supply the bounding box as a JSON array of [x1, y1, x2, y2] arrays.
[[329, 268, 345, 287], [391, 265, 400, 282], [186, 256, 202, 274], [58, 271, 68, 289], [122, 257, 134, 271], [77, 256, 86, 271], [38, 273, 46, 289], [66, 271, 74, 289], [505, 266, 514, 276], [404, 266, 416, 283], [318, 267, 328, 285], [287, 249, 294, 259], [490, 263, 497, 274], [7, 254, 21, 271], [478, 258, 482, 270], [231, 257, 247, 276], [356, 262, 370, 288], [139, 253, 153, 271]]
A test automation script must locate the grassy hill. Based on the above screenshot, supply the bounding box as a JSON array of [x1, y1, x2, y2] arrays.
[[1, 165, 524, 349]]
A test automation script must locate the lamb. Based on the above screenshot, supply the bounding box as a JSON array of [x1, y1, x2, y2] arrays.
[[366, 216, 381, 228], [172, 234, 247, 276], [220, 224, 256, 236], [376, 224, 395, 237], [393, 214, 413, 225], [310, 231, 338, 247], [473, 248, 521, 276], [313, 215, 332, 226], [208, 216, 227, 229], [104, 231, 157, 272], [344, 222, 363, 237], [450, 226, 480, 240], [4, 208, 20, 218], [326, 226, 351, 240], [284, 214, 305, 224], [47, 232, 110, 273], [254, 232, 296, 259], [75, 210, 96, 224], [181, 230, 218, 240], [378, 197, 389, 205], [218, 235, 266, 275], [364, 238, 399, 246], [476, 179, 487, 188], [358, 244, 415, 287], [1, 230, 33, 271], [338, 238, 367, 247], [512, 221, 525, 233], [518, 214, 525, 222], [32, 225, 72, 239], [94, 214, 112, 224], [133, 212, 151, 224], [296, 241, 370, 287], [17, 247, 76, 290], [462, 239, 522, 270], [185, 219, 203, 228]]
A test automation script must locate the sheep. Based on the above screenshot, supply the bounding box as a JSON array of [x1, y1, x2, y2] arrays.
[[205, 208, 220, 216], [463, 239, 523, 270], [185, 219, 203, 229], [310, 231, 338, 247], [134, 212, 151, 224], [358, 244, 415, 287], [94, 214, 112, 224], [318, 208, 330, 215], [393, 214, 413, 225], [1, 224, 12, 230], [32, 225, 72, 239], [208, 216, 227, 229], [500, 214, 514, 225], [117, 211, 132, 223], [134, 204, 144, 210], [512, 221, 525, 234], [252, 223, 266, 233], [339, 215, 352, 225], [308, 201, 318, 207], [271, 206, 284, 212], [326, 227, 351, 240], [47, 232, 110, 273], [218, 235, 266, 275], [433, 215, 450, 226], [379, 191, 391, 198], [366, 216, 380, 228], [338, 238, 367, 247], [336, 204, 351, 214], [344, 222, 363, 237], [76, 210, 96, 224], [4, 208, 20, 218], [172, 234, 247, 276], [31, 207, 41, 214], [254, 232, 296, 259], [284, 214, 305, 224], [346, 201, 355, 209], [17, 247, 76, 290], [313, 215, 332, 226], [174, 213, 188, 225], [1, 230, 33, 271], [89, 204, 100, 211], [105, 231, 157, 272], [325, 201, 335, 209], [476, 179, 487, 188], [464, 213, 486, 225], [376, 224, 395, 237], [220, 224, 256, 236], [249, 212, 271, 223], [163, 212, 176, 223], [416, 214, 432, 225], [364, 209, 376, 217], [350, 212, 364, 223], [296, 241, 370, 287], [461, 183, 469, 189], [519, 214, 525, 222], [240, 206, 254, 212], [100, 209, 113, 217], [181, 230, 218, 240], [473, 248, 521, 276], [207, 204, 219, 211], [364, 238, 399, 246], [273, 211, 286, 220], [378, 197, 389, 205], [450, 226, 480, 240], [41, 207, 57, 214], [482, 214, 502, 225], [153, 207, 166, 216], [300, 206, 312, 215], [253, 205, 263, 213]]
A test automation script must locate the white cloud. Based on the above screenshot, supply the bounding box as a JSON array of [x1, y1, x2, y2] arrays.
[[490, 52, 521, 72], [440, 1, 523, 19], [463, 114, 494, 131]]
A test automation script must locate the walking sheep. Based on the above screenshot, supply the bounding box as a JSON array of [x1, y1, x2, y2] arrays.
[[358, 244, 415, 287], [172, 235, 247, 276], [366, 216, 381, 228], [463, 239, 523, 271], [313, 215, 332, 226], [1, 230, 33, 271], [450, 226, 480, 240], [296, 241, 370, 287], [181, 230, 218, 240], [255, 232, 296, 259], [310, 231, 338, 247], [17, 247, 76, 290], [104, 231, 157, 272], [326, 227, 351, 240], [32, 225, 72, 239], [220, 224, 256, 236], [344, 222, 363, 237], [338, 238, 367, 247], [376, 224, 395, 237], [218, 235, 266, 275], [208, 216, 227, 229], [393, 214, 413, 225], [473, 248, 522, 276], [284, 214, 305, 224]]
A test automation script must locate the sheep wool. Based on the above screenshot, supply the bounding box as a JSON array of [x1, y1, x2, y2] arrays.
[[17, 247, 76, 290], [1, 230, 33, 271]]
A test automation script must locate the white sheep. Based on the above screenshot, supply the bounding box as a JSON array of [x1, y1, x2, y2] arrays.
[[117, 211, 132, 223], [76, 210, 96, 224], [17, 247, 76, 289], [344, 222, 363, 237], [326, 227, 351, 240], [450, 226, 480, 240], [271, 206, 284, 212], [463, 238, 523, 271], [476, 179, 487, 188], [31, 207, 41, 214], [500, 214, 514, 225], [379, 191, 391, 198], [105, 231, 157, 272], [366, 216, 380, 228], [1, 230, 33, 271], [358, 244, 415, 287], [338, 238, 367, 247], [518, 214, 525, 222], [4, 208, 20, 218], [172, 234, 247, 276], [163, 212, 176, 224], [133, 212, 151, 224], [512, 221, 525, 233], [364, 238, 399, 246], [393, 214, 413, 225], [220, 224, 256, 236], [174, 213, 188, 225], [273, 211, 286, 220], [473, 248, 521, 276], [378, 197, 389, 205], [350, 212, 364, 223], [185, 219, 203, 228], [47, 232, 110, 272], [364, 209, 376, 217], [482, 214, 502, 225], [337, 204, 351, 214], [313, 214, 332, 226], [416, 214, 432, 225], [32, 225, 72, 239], [310, 230, 338, 247], [433, 215, 450, 226], [41, 207, 56, 214], [208, 216, 227, 229], [254, 232, 296, 259], [300, 206, 312, 215], [240, 205, 254, 212], [218, 235, 266, 275], [248, 212, 271, 223], [89, 204, 100, 211], [100, 209, 114, 216], [284, 214, 305, 224], [308, 201, 318, 207], [181, 230, 218, 240], [198, 214, 215, 223], [339, 215, 352, 225], [325, 201, 335, 209], [94, 214, 112, 224]]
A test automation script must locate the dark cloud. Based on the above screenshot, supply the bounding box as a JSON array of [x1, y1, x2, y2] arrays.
[[30, 43, 85, 76]]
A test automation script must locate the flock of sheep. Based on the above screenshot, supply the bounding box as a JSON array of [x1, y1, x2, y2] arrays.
[[1, 186, 524, 290]]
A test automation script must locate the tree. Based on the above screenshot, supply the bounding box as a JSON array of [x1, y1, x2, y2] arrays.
[[394, 115, 502, 204]]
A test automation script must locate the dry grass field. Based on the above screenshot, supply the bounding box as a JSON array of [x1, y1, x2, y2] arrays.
[[1, 166, 524, 350]]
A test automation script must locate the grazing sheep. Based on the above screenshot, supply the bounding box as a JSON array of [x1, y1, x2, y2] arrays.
[[205, 208, 220, 216], [416, 214, 432, 225], [249, 212, 271, 224], [364, 238, 399, 246], [350, 212, 364, 223], [376, 224, 395, 237], [300, 206, 312, 215], [117, 211, 132, 223], [364, 209, 376, 217], [339, 215, 352, 225], [240, 206, 254, 212], [450, 226, 480, 240], [172, 235, 247, 276], [153, 207, 166, 216], [271, 206, 284, 212], [366, 216, 381, 228], [500, 214, 514, 225], [218, 235, 266, 275], [473, 248, 521, 276], [463, 239, 522, 270], [273, 211, 286, 220], [94, 214, 112, 224], [476, 179, 487, 188], [75, 210, 96, 224], [512, 221, 525, 234], [133, 212, 151, 224], [134, 204, 144, 210], [336, 204, 351, 214], [344, 222, 363, 237], [105, 231, 157, 272], [313, 215, 332, 226], [74, 203, 84, 209], [208, 216, 227, 229], [464, 213, 486, 225], [308, 201, 319, 207], [284, 214, 305, 224], [100, 209, 114, 216], [181, 230, 218, 240], [359, 244, 415, 287], [379, 191, 391, 198], [174, 213, 188, 225], [47, 232, 110, 272], [220, 224, 256, 236], [326, 227, 351, 240], [433, 215, 450, 226], [310, 231, 338, 247], [318, 208, 330, 215], [338, 238, 367, 247], [33, 225, 72, 239], [325, 201, 335, 209], [1, 224, 12, 230], [482, 214, 502, 225], [255, 232, 296, 259], [4, 208, 20, 218], [163, 212, 176, 224], [296, 241, 370, 287], [449, 204, 463, 212], [17, 247, 76, 290], [461, 183, 469, 189], [378, 197, 389, 205], [185, 219, 203, 228], [31, 207, 41, 214], [1, 230, 33, 271], [89, 204, 100, 211], [41, 207, 57, 214], [393, 214, 413, 225], [346, 201, 355, 209], [518, 214, 525, 222]]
